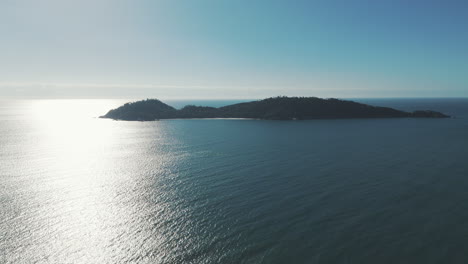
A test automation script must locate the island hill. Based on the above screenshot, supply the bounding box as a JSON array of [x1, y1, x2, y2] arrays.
[[100, 97, 450, 121]]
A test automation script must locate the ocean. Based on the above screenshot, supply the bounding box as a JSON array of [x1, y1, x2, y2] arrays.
[[1, 98, 467, 263]]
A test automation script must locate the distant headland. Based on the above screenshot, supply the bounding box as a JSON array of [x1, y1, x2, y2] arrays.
[[100, 97, 450, 121]]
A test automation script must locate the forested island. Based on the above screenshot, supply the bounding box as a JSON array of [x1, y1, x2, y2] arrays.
[[100, 97, 450, 121]]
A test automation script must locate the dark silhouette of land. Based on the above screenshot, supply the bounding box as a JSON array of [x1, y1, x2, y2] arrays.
[[100, 97, 450, 121]]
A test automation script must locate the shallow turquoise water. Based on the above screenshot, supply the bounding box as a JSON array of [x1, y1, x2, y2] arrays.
[[1, 98, 467, 263]]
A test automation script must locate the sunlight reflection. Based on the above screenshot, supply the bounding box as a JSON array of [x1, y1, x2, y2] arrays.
[[0, 99, 190, 262], [27, 100, 123, 262], [22, 100, 175, 262]]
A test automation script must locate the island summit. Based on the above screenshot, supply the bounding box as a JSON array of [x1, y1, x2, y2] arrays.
[[100, 97, 450, 121]]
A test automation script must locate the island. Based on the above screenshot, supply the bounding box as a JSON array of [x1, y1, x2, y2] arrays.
[[100, 97, 450, 121]]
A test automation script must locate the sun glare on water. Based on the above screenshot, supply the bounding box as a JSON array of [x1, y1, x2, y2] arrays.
[[11, 99, 175, 262]]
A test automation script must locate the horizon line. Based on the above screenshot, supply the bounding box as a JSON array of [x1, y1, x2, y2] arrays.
[[1, 96, 467, 101]]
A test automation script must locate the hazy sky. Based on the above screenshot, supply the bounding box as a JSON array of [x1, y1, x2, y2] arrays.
[[1, 0, 467, 98]]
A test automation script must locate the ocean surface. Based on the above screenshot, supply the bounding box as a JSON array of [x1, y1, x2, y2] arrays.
[[1, 98, 467, 263]]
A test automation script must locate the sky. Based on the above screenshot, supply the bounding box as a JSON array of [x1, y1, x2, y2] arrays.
[[0, 0, 467, 99]]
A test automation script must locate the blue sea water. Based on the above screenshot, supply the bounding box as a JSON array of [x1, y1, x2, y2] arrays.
[[1, 98, 467, 263]]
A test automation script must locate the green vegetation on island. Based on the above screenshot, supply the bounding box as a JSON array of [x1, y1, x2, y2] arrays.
[[100, 97, 450, 121]]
